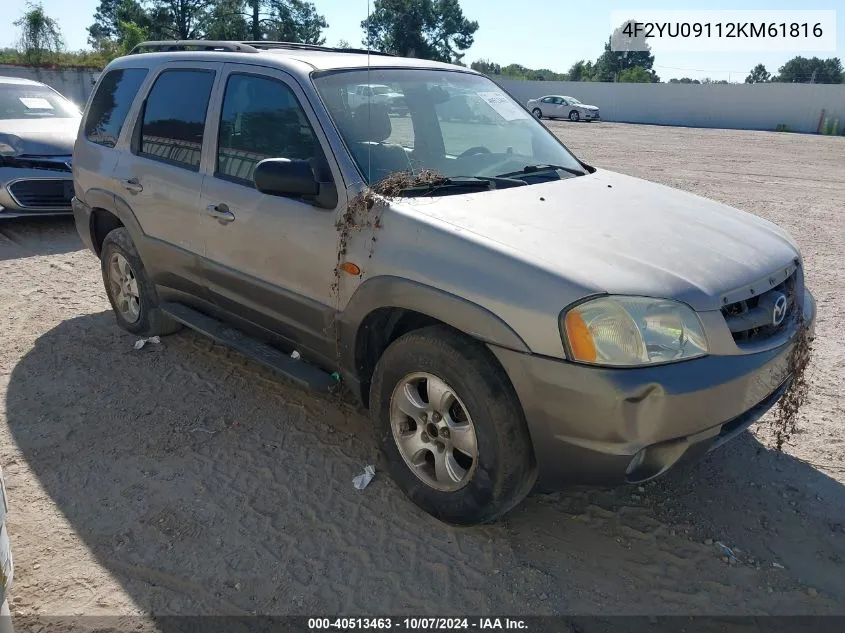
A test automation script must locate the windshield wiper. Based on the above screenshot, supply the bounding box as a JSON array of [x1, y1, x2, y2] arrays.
[[399, 175, 526, 197], [496, 164, 587, 178]]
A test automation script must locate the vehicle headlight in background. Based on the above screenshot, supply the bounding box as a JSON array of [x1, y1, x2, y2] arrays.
[[0, 135, 23, 157], [562, 296, 708, 366]]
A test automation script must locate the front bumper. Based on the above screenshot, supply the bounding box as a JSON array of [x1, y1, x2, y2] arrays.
[[0, 163, 73, 218], [490, 289, 816, 489]]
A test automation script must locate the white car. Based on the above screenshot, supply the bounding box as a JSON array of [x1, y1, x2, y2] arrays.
[[527, 95, 600, 122], [348, 83, 408, 116]]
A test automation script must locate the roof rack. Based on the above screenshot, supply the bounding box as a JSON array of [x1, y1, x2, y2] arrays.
[[242, 41, 395, 57], [129, 40, 394, 57], [129, 41, 260, 54]]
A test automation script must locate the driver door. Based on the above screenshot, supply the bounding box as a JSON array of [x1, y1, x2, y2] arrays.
[[198, 63, 346, 361]]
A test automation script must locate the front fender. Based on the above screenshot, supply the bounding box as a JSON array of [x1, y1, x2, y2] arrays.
[[338, 275, 530, 379]]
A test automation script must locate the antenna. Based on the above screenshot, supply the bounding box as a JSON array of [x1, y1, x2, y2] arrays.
[[367, 0, 372, 185]]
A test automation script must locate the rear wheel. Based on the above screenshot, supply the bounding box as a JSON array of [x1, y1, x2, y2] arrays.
[[370, 326, 536, 525], [532, 108, 542, 119], [100, 227, 181, 337]]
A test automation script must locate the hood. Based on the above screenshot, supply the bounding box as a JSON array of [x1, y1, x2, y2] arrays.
[[0, 117, 80, 155], [578, 104, 599, 111], [404, 169, 799, 311]]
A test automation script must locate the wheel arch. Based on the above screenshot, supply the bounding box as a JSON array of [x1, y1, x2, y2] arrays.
[[81, 189, 145, 256], [339, 276, 529, 406]]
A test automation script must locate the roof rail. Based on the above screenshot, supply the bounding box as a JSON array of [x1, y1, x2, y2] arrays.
[[241, 41, 395, 57], [129, 40, 260, 54]]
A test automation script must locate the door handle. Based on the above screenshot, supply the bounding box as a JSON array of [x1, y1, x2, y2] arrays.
[[121, 178, 143, 194], [205, 203, 236, 224]]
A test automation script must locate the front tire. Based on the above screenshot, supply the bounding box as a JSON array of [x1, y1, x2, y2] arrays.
[[532, 108, 542, 119], [100, 227, 181, 337], [569, 110, 580, 122], [370, 326, 536, 525]]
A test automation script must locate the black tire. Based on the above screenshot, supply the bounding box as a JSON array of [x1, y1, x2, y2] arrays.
[[100, 227, 181, 337], [532, 107, 542, 119], [370, 326, 536, 525], [569, 110, 580, 122]]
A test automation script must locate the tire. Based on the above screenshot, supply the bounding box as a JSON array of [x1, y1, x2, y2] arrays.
[[569, 110, 580, 122], [370, 326, 536, 525], [532, 108, 542, 119], [100, 227, 181, 337]]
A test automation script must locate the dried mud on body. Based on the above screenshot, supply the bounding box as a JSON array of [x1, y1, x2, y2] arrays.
[[1, 124, 845, 618]]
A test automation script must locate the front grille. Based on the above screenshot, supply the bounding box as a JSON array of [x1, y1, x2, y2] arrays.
[[0, 156, 71, 172], [722, 270, 798, 344], [8, 179, 74, 209]]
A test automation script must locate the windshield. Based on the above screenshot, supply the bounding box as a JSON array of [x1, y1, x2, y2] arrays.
[[313, 69, 585, 186], [0, 83, 79, 120], [372, 86, 390, 95], [566, 96, 582, 104]]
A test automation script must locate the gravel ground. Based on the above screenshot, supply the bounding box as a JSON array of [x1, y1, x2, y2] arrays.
[[1, 122, 843, 620]]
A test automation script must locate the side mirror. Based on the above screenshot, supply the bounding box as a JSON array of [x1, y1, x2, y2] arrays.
[[254, 158, 338, 209], [254, 158, 319, 197]]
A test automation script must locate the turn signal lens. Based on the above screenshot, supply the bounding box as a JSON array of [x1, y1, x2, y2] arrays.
[[564, 310, 597, 363]]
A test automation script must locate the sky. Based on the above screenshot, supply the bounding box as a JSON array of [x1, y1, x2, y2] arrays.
[[0, 0, 841, 82]]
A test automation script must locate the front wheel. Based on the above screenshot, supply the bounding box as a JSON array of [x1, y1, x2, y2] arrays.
[[370, 326, 536, 525], [100, 227, 181, 337], [532, 108, 542, 119], [569, 110, 580, 122]]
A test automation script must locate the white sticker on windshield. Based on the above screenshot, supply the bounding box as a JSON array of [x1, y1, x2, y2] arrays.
[[477, 92, 529, 121], [19, 97, 53, 109]]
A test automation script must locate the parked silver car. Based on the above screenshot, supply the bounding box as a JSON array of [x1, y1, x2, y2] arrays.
[[0, 77, 80, 218], [527, 95, 600, 121], [73, 41, 814, 525]]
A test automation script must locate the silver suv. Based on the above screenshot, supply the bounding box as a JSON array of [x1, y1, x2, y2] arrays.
[[72, 41, 816, 525]]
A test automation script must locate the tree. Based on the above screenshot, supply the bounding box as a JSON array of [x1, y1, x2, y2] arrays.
[[701, 78, 729, 85], [204, 0, 250, 40], [594, 19, 656, 82], [618, 66, 653, 83], [745, 63, 771, 84], [14, 2, 63, 64], [774, 56, 844, 84], [260, 0, 328, 44], [470, 59, 501, 75], [336, 39, 351, 49], [362, 0, 478, 63], [147, 0, 212, 39], [567, 60, 593, 81], [668, 77, 700, 84], [87, 0, 148, 47]]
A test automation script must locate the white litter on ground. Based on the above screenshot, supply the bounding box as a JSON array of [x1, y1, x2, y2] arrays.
[[133, 336, 161, 350], [353, 465, 376, 490]]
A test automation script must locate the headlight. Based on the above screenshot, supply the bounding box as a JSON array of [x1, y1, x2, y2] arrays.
[[0, 135, 23, 157], [562, 296, 708, 366]]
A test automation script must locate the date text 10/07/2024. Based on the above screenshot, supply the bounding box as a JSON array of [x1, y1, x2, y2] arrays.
[[308, 618, 528, 630]]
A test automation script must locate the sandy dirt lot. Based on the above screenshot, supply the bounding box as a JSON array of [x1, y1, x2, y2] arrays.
[[1, 123, 844, 619]]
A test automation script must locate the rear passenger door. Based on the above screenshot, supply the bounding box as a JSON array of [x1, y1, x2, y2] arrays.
[[112, 61, 222, 298], [199, 63, 345, 361]]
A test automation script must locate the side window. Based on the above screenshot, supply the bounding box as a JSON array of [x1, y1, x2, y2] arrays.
[[541, 97, 551, 103], [84, 68, 148, 148], [216, 73, 323, 184], [138, 69, 215, 170]]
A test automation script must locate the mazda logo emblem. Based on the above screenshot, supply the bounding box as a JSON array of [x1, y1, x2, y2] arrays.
[[772, 293, 788, 327]]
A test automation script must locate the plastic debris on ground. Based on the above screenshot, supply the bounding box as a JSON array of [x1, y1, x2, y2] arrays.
[[290, 350, 301, 360], [133, 336, 161, 350], [353, 465, 376, 490], [716, 541, 739, 563]]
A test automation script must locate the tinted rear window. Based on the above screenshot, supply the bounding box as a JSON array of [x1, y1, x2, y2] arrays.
[[84, 68, 148, 147], [139, 69, 215, 170]]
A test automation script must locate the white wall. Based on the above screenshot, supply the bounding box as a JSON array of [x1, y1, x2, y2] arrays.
[[0, 65, 99, 109], [500, 80, 845, 134]]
